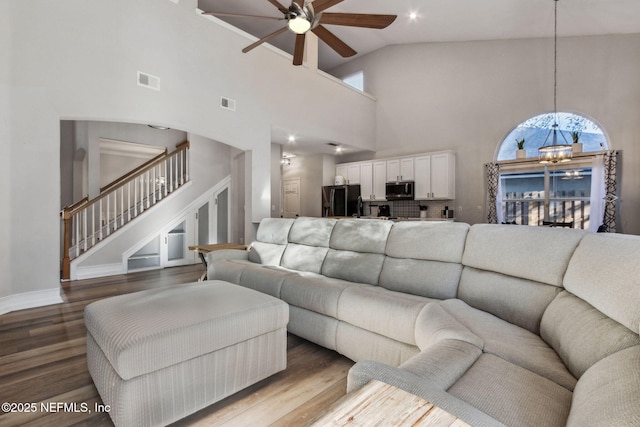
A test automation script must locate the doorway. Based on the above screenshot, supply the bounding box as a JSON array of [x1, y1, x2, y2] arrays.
[[283, 178, 300, 218]]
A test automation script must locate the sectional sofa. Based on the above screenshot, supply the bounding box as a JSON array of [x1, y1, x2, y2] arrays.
[[206, 217, 640, 427]]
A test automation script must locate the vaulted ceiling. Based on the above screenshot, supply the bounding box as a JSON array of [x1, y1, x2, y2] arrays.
[[198, 0, 640, 71]]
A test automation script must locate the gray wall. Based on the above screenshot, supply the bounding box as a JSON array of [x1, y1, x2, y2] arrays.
[[331, 34, 640, 234], [2, 0, 375, 303]]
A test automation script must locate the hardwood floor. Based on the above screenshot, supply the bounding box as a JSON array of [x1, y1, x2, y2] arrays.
[[0, 265, 354, 427]]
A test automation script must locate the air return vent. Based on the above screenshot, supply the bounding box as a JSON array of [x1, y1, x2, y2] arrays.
[[220, 97, 236, 111], [137, 71, 160, 91]]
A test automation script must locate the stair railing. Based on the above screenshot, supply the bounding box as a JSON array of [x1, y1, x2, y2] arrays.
[[61, 141, 190, 279]]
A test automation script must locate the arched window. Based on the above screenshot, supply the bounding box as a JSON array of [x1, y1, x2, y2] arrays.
[[497, 112, 607, 161], [493, 113, 611, 231]]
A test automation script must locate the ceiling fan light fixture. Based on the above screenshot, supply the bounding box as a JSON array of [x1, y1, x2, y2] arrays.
[[288, 16, 311, 34]]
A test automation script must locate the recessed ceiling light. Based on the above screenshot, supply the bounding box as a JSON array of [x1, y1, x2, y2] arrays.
[[288, 135, 296, 142], [409, 11, 419, 20]]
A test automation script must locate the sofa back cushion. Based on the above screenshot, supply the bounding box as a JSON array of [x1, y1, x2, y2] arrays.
[[459, 224, 585, 333], [541, 291, 640, 378], [540, 232, 640, 378], [562, 232, 640, 333], [280, 217, 336, 273], [379, 222, 469, 299], [248, 218, 295, 265], [321, 219, 392, 285]]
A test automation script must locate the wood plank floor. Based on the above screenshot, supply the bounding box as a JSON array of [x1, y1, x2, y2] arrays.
[[0, 265, 354, 427]]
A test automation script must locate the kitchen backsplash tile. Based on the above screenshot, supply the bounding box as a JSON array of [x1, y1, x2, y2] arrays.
[[364, 200, 454, 218]]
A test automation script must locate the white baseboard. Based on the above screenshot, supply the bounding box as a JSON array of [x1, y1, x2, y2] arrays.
[[0, 288, 64, 316], [74, 263, 125, 281]]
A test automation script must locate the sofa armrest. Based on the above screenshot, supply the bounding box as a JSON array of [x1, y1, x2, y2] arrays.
[[415, 302, 484, 350], [347, 360, 505, 427], [567, 346, 640, 427], [206, 249, 250, 279]]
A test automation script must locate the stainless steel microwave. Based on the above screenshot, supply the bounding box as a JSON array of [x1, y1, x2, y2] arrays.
[[385, 181, 414, 200]]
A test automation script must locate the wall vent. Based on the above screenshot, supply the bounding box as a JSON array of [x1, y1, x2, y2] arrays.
[[137, 71, 160, 91], [220, 97, 236, 111]]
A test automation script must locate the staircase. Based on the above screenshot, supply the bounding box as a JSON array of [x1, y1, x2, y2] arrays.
[[61, 141, 190, 279]]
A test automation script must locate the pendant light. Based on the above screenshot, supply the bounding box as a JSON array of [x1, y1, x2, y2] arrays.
[[538, 0, 572, 164]]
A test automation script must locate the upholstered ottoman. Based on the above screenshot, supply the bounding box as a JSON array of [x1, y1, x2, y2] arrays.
[[84, 280, 289, 427]]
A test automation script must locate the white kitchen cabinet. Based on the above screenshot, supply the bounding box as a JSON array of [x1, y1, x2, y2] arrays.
[[336, 164, 348, 182], [347, 164, 361, 184], [360, 161, 387, 201], [414, 152, 455, 200], [336, 151, 454, 201], [386, 158, 414, 182], [360, 162, 373, 201]]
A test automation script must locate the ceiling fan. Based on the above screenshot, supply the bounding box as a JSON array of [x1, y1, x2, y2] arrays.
[[202, 0, 397, 66]]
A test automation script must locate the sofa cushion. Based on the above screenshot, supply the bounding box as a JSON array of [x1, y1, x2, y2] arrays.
[[337, 286, 434, 346], [458, 267, 561, 334], [321, 249, 385, 286], [379, 257, 462, 299], [336, 322, 420, 367], [238, 265, 296, 298], [448, 353, 572, 427], [288, 217, 336, 247], [247, 218, 295, 265], [399, 340, 482, 391], [440, 299, 577, 391], [280, 217, 336, 273], [385, 221, 470, 263], [255, 217, 295, 244], [563, 232, 640, 333], [281, 243, 329, 274], [280, 274, 360, 318], [248, 241, 287, 265], [462, 224, 584, 287], [540, 290, 640, 378], [415, 303, 483, 350], [566, 346, 640, 427], [329, 218, 392, 253]]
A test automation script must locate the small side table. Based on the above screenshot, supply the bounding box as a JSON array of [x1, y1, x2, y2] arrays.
[[189, 243, 248, 281], [311, 380, 472, 426]]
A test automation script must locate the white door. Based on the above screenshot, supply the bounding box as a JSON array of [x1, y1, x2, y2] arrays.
[[283, 178, 301, 218]]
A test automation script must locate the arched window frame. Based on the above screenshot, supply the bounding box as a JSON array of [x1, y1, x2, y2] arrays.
[[490, 112, 614, 231]]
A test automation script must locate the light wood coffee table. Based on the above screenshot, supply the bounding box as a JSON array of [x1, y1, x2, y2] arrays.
[[311, 380, 472, 426]]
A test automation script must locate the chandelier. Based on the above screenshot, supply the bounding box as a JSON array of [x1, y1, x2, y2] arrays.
[[538, 0, 572, 164]]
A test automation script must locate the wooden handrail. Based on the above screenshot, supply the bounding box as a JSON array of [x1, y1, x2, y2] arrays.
[[100, 149, 168, 193], [62, 196, 89, 213], [61, 141, 190, 279], [65, 142, 189, 219]]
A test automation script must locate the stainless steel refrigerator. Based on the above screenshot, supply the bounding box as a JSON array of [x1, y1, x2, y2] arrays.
[[322, 185, 361, 217]]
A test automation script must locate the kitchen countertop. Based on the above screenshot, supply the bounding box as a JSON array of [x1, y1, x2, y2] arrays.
[[328, 216, 454, 222]]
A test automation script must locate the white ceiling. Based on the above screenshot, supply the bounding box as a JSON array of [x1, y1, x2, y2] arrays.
[[196, 0, 640, 157], [198, 0, 640, 71]]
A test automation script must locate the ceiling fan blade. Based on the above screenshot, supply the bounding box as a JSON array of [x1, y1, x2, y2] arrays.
[[293, 0, 304, 7], [242, 26, 289, 53], [311, 25, 356, 57], [312, 0, 344, 14], [319, 13, 397, 29], [201, 11, 284, 21], [293, 34, 306, 66], [267, 0, 289, 14]]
